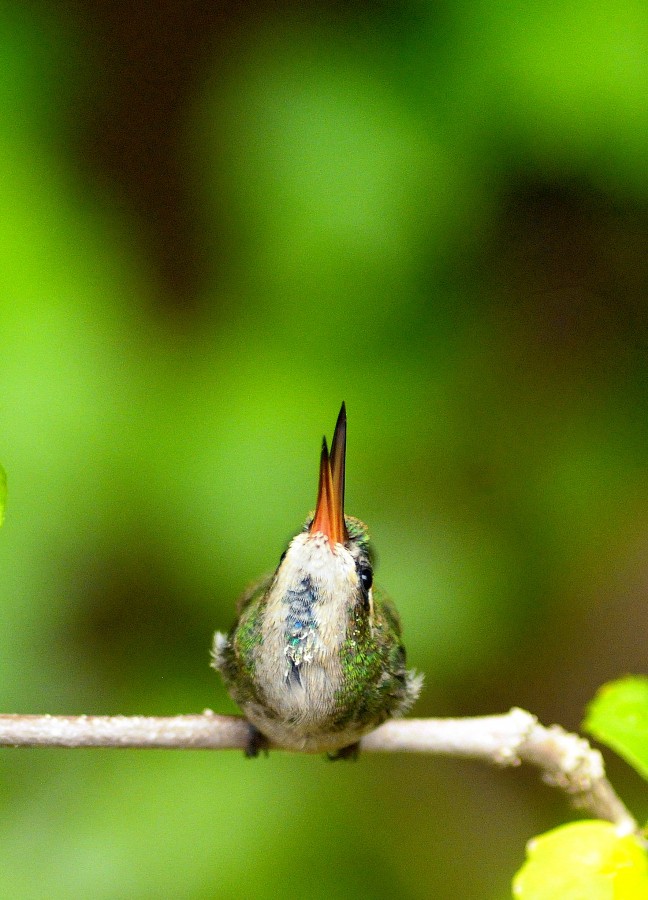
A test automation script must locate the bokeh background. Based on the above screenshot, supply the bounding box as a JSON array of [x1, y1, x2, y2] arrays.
[[1, 2, 648, 897]]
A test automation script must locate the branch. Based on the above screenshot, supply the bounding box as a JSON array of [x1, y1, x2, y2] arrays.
[[0, 708, 636, 833]]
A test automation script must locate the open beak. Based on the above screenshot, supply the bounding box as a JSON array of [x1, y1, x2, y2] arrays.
[[310, 403, 348, 546]]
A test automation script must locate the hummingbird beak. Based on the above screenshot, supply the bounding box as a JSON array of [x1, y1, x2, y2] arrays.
[[310, 403, 348, 546]]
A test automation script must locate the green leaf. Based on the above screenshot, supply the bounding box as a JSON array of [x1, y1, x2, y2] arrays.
[[0, 462, 6, 526], [512, 820, 648, 899], [584, 677, 648, 782]]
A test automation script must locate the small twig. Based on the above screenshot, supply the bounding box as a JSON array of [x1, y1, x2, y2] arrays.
[[0, 708, 636, 833]]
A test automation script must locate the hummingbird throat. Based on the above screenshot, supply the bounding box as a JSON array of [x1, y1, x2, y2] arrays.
[[284, 573, 316, 685]]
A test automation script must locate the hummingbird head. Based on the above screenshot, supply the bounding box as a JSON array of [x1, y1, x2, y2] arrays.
[[273, 403, 374, 623]]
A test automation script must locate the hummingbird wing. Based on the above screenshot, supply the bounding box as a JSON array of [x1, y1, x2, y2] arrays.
[[372, 584, 423, 716], [371, 584, 403, 636]]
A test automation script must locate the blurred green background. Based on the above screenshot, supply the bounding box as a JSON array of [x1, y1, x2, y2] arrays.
[[1, 1, 647, 897]]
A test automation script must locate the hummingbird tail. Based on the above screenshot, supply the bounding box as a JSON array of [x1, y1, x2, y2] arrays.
[[210, 631, 230, 674], [394, 670, 424, 717]]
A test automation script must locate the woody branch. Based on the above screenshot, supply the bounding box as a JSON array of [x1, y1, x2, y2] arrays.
[[0, 708, 635, 833]]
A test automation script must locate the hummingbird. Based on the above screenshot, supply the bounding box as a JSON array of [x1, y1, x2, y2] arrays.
[[212, 404, 422, 757]]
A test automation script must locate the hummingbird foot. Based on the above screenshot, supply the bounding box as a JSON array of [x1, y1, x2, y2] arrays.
[[326, 741, 360, 762], [245, 724, 270, 758]]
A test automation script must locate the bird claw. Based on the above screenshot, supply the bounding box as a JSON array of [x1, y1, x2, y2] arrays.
[[326, 742, 360, 761], [245, 725, 270, 758]]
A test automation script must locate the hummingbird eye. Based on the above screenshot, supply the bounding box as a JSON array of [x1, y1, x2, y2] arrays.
[[359, 566, 373, 592]]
